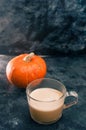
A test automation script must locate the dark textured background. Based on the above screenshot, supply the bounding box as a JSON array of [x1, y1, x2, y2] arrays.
[[0, 0, 86, 130], [0, 0, 86, 55]]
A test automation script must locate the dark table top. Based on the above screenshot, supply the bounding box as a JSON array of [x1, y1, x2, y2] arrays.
[[0, 54, 86, 130]]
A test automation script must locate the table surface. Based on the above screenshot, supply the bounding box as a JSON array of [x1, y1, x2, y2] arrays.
[[0, 54, 86, 130]]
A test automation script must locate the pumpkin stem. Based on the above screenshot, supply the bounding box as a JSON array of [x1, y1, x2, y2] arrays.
[[23, 52, 35, 62]]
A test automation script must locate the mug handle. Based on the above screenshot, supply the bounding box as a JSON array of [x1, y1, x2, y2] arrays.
[[64, 91, 78, 109]]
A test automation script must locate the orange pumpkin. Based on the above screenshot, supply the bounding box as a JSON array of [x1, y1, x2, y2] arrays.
[[6, 52, 47, 88]]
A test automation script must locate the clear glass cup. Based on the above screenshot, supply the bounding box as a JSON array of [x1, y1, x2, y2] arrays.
[[26, 78, 78, 125]]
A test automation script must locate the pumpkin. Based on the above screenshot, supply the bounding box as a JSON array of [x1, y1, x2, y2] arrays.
[[6, 52, 47, 88]]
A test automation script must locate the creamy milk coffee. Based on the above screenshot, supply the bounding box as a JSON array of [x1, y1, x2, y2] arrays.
[[29, 88, 64, 124]]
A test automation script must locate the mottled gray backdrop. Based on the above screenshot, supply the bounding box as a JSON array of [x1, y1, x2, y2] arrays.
[[0, 0, 86, 55]]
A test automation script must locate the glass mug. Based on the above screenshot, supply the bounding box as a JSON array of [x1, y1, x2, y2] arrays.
[[26, 78, 78, 124]]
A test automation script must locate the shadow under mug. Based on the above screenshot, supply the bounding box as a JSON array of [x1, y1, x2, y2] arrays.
[[26, 78, 78, 125]]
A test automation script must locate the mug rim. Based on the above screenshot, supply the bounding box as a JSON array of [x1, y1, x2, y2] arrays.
[[26, 78, 67, 102]]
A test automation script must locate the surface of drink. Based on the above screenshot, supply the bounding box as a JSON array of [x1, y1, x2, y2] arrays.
[[29, 88, 64, 124]]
